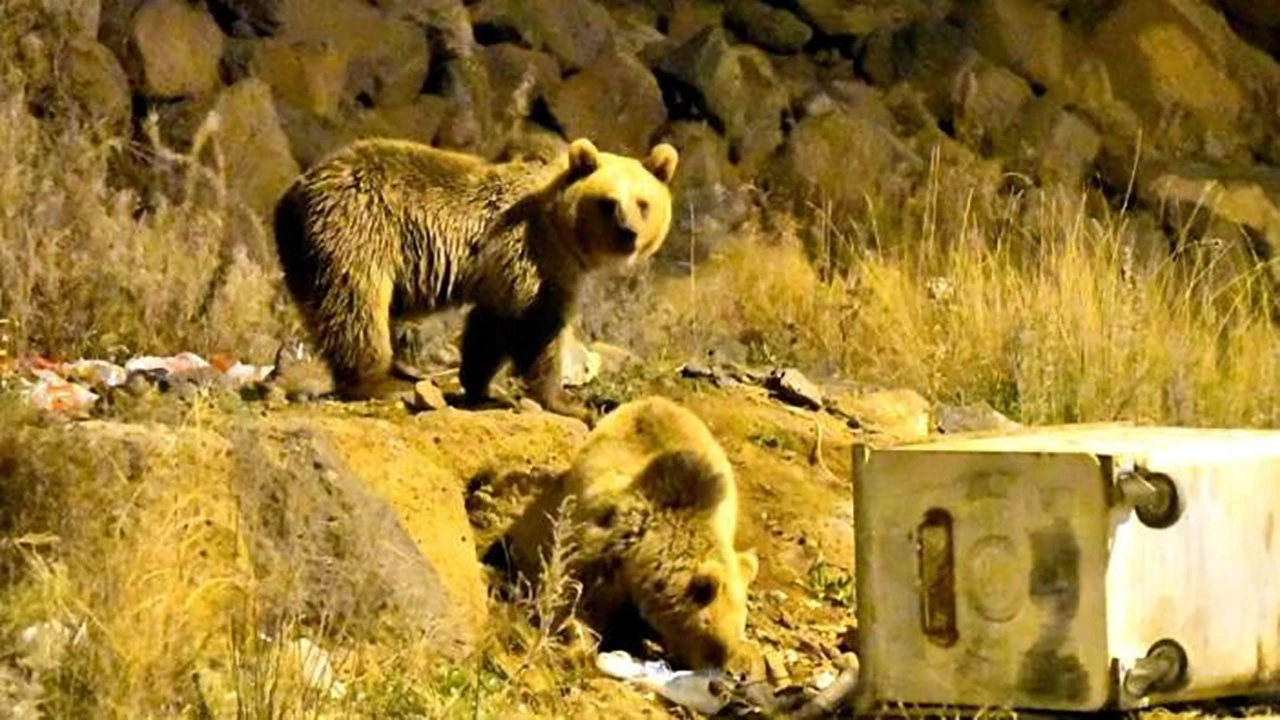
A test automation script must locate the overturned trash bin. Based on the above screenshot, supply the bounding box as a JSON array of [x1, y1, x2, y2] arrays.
[[852, 423, 1280, 714]]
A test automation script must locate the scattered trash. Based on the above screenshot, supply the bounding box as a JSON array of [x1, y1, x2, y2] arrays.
[[124, 351, 211, 377], [790, 658, 860, 720], [62, 359, 128, 388], [596, 650, 731, 715], [6, 351, 278, 414], [287, 637, 347, 700], [561, 334, 602, 388], [16, 618, 87, 673], [223, 362, 274, 389], [21, 370, 99, 414]]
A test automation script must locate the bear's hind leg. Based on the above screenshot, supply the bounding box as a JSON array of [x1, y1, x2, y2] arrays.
[[319, 277, 415, 402], [459, 306, 513, 409], [514, 327, 594, 424]]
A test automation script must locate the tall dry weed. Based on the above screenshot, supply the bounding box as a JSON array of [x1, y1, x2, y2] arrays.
[[643, 154, 1279, 428], [0, 0, 294, 363]]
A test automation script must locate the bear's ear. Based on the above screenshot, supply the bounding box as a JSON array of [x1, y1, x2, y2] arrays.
[[636, 450, 725, 511], [644, 143, 679, 185], [737, 550, 759, 585], [568, 138, 601, 177]]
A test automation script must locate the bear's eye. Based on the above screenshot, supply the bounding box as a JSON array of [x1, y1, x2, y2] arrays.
[[637, 199, 649, 218], [599, 197, 618, 216], [686, 575, 719, 607]]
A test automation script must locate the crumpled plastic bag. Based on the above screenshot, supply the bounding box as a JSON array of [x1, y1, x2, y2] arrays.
[[21, 369, 99, 413], [62, 359, 128, 388], [124, 351, 211, 376], [223, 361, 274, 388], [596, 650, 731, 715]]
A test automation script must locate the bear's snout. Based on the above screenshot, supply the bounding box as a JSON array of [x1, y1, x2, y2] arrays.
[[616, 226, 638, 252], [600, 197, 639, 253]]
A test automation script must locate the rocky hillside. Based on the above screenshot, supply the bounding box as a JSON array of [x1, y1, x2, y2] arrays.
[[16, 0, 1280, 284]]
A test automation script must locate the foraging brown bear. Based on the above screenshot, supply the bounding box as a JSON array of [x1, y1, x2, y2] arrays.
[[492, 395, 759, 669], [271, 137, 678, 420]]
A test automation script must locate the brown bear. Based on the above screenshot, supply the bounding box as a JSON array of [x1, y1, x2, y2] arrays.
[[491, 395, 759, 670], [271, 137, 678, 420]]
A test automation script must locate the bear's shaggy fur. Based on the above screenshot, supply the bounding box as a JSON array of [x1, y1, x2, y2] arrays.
[[492, 396, 759, 670], [271, 137, 678, 420]]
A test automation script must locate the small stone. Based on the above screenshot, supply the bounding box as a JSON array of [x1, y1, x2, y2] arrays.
[[768, 368, 823, 410], [411, 380, 448, 412], [934, 401, 1021, 434], [764, 650, 791, 684], [679, 361, 717, 379]]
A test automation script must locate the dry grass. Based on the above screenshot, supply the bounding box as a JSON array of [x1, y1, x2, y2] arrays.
[[630, 153, 1280, 429], [0, 0, 295, 365]]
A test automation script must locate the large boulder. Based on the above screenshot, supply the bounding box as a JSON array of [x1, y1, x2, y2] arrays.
[[767, 109, 906, 213], [63, 38, 132, 134], [129, 0, 225, 99], [0, 415, 492, 663], [724, 0, 814, 54], [953, 62, 1034, 154], [1142, 163, 1280, 293], [205, 0, 283, 37], [792, 0, 911, 37], [965, 0, 1076, 91], [656, 27, 791, 175], [468, 0, 618, 72], [273, 94, 451, 169], [481, 43, 562, 129], [254, 38, 349, 120], [373, 0, 478, 56], [430, 55, 498, 154], [1087, 0, 1280, 163], [1023, 104, 1104, 187], [269, 0, 431, 110], [209, 78, 302, 218], [548, 51, 667, 156], [666, 0, 724, 44], [657, 121, 752, 263]]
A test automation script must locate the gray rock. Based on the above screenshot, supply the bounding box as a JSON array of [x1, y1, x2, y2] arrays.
[[548, 51, 667, 157], [725, 0, 813, 54], [656, 27, 790, 175], [129, 0, 225, 99], [768, 368, 824, 410], [469, 0, 617, 72], [411, 380, 448, 412], [934, 402, 1022, 434]]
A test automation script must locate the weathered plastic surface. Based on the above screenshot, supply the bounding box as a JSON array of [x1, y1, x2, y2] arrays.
[[854, 423, 1280, 713]]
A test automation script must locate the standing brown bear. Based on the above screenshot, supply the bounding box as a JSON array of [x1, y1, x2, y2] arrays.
[[271, 137, 679, 421]]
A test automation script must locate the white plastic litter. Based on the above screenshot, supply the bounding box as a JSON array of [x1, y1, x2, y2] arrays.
[[124, 351, 211, 376], [224, 362, 274, 388], [560, 337, 602, 388], [62, 359, 129, 388], [288, 637, 347, 700], [595, 650, 730, 715], [21, 370, 99, 413]]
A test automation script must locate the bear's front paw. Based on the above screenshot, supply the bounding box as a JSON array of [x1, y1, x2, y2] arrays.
[[542, 396, 597, 426]]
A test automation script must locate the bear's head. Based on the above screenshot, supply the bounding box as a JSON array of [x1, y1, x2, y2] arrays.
[[555, 138, 679, 269], [596, 450, 759, 670], [619, 521, 759, 670]]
